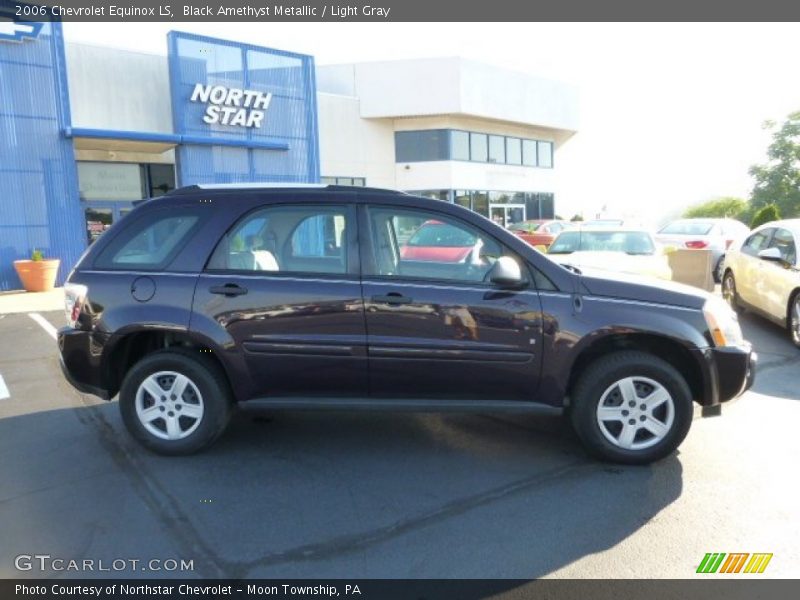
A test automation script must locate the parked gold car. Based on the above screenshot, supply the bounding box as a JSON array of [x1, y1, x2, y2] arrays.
[[722, 219, 800, 348]]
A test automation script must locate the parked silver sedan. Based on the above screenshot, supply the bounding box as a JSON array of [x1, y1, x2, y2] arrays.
[[656, 218, 750, 283]]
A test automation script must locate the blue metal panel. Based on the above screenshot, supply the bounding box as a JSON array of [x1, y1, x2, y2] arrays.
[[167, 32, 320, 186], [0, 20, 84, 290]]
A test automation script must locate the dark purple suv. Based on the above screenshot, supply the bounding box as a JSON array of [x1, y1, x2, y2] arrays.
[[58, 184, 756, 464]]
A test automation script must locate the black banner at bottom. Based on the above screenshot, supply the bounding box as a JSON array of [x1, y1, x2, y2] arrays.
[[3, 579, 800, 600]]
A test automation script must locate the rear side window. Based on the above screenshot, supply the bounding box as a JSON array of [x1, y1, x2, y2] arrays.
[[94, 209, 204, 270], [207, 204, 352, 276]]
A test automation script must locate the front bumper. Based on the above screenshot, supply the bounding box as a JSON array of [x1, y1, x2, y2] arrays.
[[693, 344, 757, 416]]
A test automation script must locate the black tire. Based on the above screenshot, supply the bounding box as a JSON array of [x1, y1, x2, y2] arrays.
[[788, 291, 800, 350], [119, 348, 233, 455], [570, 351, 693, 465], [722, 270, 743, 313], [713, 256, 725, 284]]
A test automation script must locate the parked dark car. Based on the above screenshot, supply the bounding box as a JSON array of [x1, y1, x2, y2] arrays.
[[58, 184, 756, 464]]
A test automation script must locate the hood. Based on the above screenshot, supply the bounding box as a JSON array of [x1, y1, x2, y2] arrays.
[[574, 266, 709, 309]]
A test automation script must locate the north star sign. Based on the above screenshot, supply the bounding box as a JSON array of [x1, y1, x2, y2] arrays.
[[189, 83, 273, 128]]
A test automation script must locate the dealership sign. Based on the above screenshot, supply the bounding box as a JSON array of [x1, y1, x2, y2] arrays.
[[0, 19, 42, 42], [189, 83, 272, 128]]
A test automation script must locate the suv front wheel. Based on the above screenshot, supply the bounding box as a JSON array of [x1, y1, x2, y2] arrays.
[[119, 348, 233, 455], [570, 351, 693, 465]]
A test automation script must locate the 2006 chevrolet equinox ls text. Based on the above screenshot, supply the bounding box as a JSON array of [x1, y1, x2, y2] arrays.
[[58, 184, 756, 464]]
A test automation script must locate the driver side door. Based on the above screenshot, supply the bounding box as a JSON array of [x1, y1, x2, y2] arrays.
[[359, 204, 544, 401]]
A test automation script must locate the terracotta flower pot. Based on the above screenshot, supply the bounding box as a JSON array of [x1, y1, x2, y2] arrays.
[[13, 259, 60, 292]]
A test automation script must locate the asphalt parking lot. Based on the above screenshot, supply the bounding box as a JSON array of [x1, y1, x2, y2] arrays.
[[0, 300, 798, 579]]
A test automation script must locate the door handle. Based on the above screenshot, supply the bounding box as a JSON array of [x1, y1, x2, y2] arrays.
[[371, 293, 412, 305], [210, 284, 248, 297]]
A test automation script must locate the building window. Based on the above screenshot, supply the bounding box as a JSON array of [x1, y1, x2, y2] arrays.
[[469, 133, 488, 162], [395, 129, 554, 168], [538, 141, 553, 168], [408, 189, 555, 221], [522, 140, 537, 167], [321, 176, 366, 186], [506, 138, 522, 165], [77, 162, 176, 201], [395, 130, 450, 162], [488, 135, 505, 164], [451, 130, 470, 161]]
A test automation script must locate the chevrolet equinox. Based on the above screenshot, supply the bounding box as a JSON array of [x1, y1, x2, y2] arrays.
[[58, 184, 756, 464]]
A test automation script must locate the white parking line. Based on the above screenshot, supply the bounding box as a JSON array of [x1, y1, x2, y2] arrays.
[[28, 312, 57, 341], [0, 374, 9, 400]]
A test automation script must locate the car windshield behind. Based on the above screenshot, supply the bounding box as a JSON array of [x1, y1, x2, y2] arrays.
[[659, 221, 714, 235], [549, 231, 656, 255], [508, 222, 540, 233], [407, 223, 477, 247]]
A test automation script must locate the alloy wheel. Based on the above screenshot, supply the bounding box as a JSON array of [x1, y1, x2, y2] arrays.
[[722, 274, 737, 311], [791, 296, 800, 346], [595, 376, 675, 451], [135, 371, 204, 441]]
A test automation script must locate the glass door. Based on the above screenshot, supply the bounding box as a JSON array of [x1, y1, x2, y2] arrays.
[[489, 204, 527, 228]]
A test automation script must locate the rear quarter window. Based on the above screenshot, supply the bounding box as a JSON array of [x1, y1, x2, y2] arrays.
[[93, 208, 206, 270]]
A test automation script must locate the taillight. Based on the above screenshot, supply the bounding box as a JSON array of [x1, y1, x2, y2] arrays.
[[685, 240, 708, 249], [64, 283, 88, 328]]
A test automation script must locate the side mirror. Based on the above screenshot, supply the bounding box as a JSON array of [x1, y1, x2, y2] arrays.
[[757, 247, 783, 262], [489, 256, 524, 288]]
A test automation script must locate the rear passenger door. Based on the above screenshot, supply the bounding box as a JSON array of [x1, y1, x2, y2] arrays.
[[359, 204, 543, 402], [193, 201, 367, 399]]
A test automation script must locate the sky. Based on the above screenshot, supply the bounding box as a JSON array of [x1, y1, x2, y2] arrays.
[[63, 22, 800, 224]]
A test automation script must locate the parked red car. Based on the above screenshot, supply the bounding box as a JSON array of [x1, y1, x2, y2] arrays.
[[400, 220, 479, 262], [509, 220, 572, 248]]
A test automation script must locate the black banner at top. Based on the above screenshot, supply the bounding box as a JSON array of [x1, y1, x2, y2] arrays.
[[2, 0, 800, 22]]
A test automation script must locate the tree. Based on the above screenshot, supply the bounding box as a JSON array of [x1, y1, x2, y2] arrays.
[[750, 204, 780, 229], [749, 111, 800, 219], [570, 213, 584, 222], [683, 196, 747, 220]]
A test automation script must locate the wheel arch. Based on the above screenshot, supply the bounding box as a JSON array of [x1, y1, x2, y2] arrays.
[[101, 328, 241, 400], [565, 332, 706, 406]]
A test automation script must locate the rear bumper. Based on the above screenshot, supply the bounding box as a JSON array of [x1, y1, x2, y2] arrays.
[[693, 344, 756, 416], [57, 326, 111, 400]]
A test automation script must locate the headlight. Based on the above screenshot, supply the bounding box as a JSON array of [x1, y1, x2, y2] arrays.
[[703, 296, 744, 347]]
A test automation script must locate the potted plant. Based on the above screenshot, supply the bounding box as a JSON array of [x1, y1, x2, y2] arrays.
[[13, 249, 60, 292]]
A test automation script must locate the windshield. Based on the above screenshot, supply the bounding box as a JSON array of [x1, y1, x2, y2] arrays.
[[509, 222, 540, 233], [549, 231, 656, 255], [407, 223, 477, 247], [659, 221, 714, 235]]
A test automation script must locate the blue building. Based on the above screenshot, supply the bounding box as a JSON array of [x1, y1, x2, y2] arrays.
[[0, 23, 320, 290]]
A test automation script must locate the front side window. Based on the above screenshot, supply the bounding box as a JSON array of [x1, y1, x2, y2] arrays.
[[208, 205, 350, 275], [769, 228, 797, 264], [94, 209, 204, 270], [742, 228, 774, 256], [366, 207, 518, 284]]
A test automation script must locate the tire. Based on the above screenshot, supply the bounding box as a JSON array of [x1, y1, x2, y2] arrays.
[[714, 256, 725, 284], [119, 348, 233, 455], [570, 351, 693, 465], [722, 270, 742, 313], [788, 291, 800, 349]]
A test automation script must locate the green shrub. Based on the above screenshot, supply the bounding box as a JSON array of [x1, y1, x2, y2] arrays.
[[31, 249, 44, 262], [750, 204, 780, 229]]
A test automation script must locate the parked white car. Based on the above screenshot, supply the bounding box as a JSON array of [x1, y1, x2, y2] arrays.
[[656, 218, 750, 283], [722, 219, 800, 348], [547, 229, 672, 281]]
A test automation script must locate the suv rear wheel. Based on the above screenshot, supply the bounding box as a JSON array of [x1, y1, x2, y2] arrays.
[[119, 348, 233, 455], [570, 351, 693, 465]]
